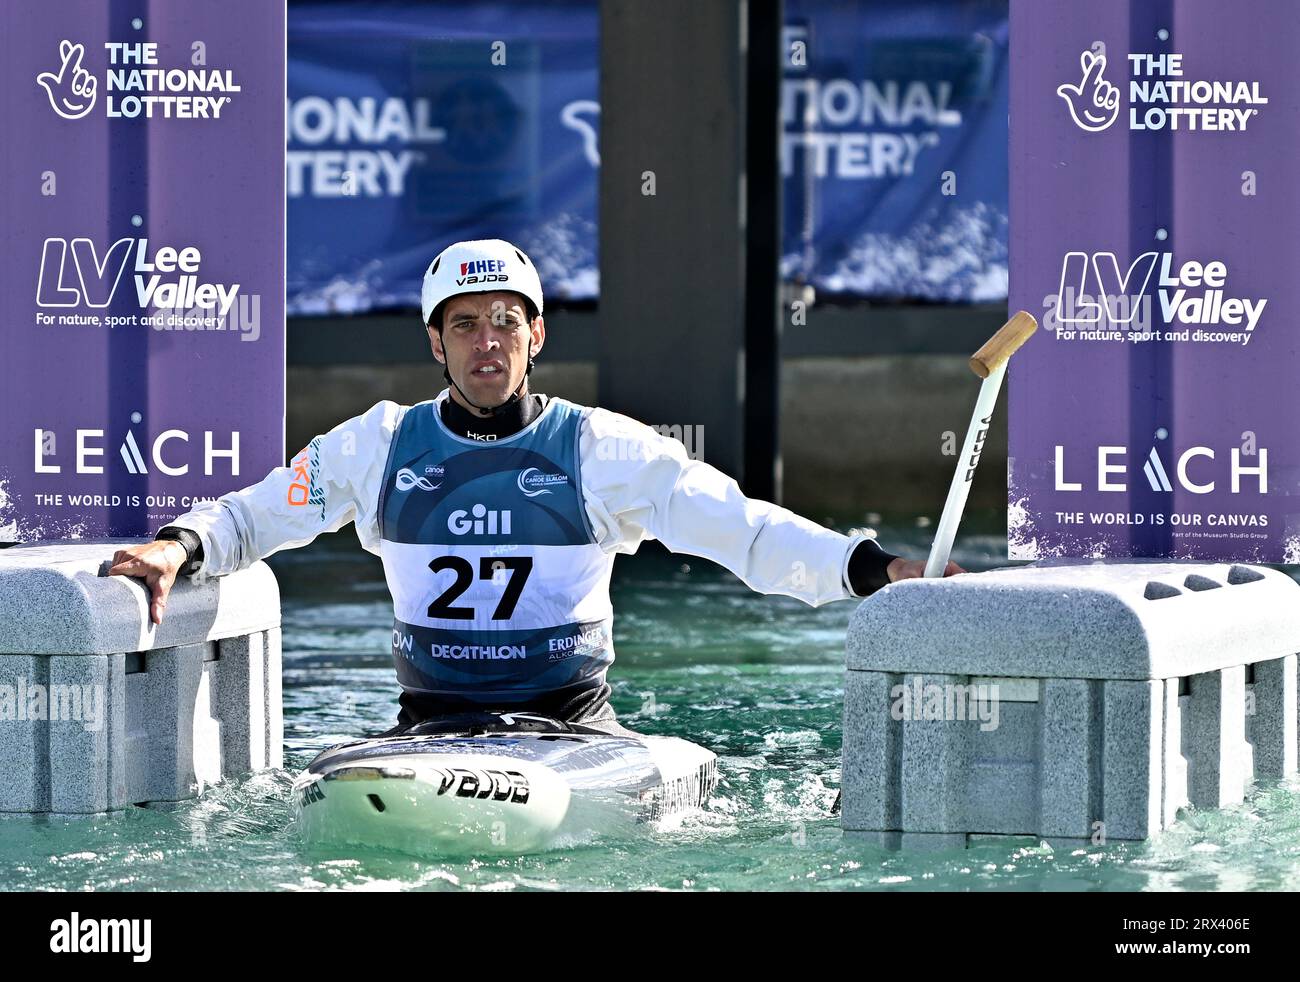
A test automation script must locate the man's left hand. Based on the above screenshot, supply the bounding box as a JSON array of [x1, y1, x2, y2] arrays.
[[887, 557, 965, 581]]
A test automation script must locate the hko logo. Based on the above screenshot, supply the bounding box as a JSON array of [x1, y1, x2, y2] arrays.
[[1056, 433, 1267, 495], [447, 504, 512, 535], [37, 238, 241, 316], [34, 417, 240, 476], [1053, 252, 1267, 333]]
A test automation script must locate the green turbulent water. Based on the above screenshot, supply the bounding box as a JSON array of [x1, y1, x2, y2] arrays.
[[2, 511, 1299, 891]]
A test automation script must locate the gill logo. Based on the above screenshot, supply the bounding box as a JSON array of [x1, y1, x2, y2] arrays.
[[448, 504, 511, 535]]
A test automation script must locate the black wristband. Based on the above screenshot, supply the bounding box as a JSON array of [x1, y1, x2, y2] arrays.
[[154, 525, 204, 576], [847, 537, 899, 598]]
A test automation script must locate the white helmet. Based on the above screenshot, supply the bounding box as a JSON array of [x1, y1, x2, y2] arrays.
[[420, 238, 544, 328]]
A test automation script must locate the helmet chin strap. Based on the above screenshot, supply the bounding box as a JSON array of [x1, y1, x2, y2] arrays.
[[443, 356, 536, 417]]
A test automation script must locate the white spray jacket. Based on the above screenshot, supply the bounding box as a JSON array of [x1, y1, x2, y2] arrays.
[[167, 390, 869, 607]]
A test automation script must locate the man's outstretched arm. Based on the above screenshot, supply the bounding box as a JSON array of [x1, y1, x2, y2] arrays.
[[577, 407, 953, 607], [108, 399, 404, 621]]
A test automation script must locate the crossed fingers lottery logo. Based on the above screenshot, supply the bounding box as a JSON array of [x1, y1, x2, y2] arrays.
[[1056, 47, 1120, 132], [37, 40, 97, 120]]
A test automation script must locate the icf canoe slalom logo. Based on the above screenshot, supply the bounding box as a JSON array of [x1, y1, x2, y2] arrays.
[[37, 40, 98, 120], [1056, 47, 1120, 132], [517, 467, 569, 497]]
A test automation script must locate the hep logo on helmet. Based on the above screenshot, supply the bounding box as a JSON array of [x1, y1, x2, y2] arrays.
[[457, 259, 508, 286]]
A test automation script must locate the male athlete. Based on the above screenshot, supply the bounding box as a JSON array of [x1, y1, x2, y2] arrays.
[[108, 239, 962, 735]]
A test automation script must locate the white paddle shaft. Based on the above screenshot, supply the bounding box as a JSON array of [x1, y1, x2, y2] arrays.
[[921, 311, 1037, 578], [924, 363, 1005, 578]]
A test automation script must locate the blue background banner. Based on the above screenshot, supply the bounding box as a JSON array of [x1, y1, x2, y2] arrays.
[[287, 0, 1008, 315]]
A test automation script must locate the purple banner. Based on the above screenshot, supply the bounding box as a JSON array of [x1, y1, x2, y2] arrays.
[[1, 2, 285, 541], [1008, 0, 1299, 562]]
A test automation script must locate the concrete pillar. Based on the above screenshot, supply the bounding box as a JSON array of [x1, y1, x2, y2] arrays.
[[0, 540, 282, 813]]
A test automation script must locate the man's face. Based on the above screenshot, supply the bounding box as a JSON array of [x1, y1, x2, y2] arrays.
[[427, 291, 545, 414]]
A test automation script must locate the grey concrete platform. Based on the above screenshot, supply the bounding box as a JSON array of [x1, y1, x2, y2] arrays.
[[842, 559, 1300, 846], [0, 540, 282, 813]]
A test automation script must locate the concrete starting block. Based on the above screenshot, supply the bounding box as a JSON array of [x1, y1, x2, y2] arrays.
[[842, 559, 1300, 849], [0, 540, 282, 813]]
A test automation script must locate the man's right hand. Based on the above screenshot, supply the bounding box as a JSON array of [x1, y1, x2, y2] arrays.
[[107, 540, 188, 625]]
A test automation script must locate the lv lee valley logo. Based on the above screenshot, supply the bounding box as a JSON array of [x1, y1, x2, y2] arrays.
[[37, 238, 241, 316], [1050, 252, 1267, 344]]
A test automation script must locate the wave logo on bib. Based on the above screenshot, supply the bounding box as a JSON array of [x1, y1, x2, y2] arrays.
[[517, 467, 569, 497], [395, 467, 441, 492]]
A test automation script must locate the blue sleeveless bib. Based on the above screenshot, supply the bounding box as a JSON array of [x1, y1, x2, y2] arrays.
[[378, 396, 615, 704]]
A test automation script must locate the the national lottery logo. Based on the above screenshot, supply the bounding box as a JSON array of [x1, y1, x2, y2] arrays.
[[1057, 45, 1267, 134], [37, 41, 98, 120], [1056, 49, 1120, 132], [35, 38, 240, 121]]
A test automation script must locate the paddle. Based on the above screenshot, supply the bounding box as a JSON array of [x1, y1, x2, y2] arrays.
[[924, 311, 1038, 577]]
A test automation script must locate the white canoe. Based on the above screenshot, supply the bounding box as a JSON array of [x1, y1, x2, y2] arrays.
[[292, 712, 718, 856]]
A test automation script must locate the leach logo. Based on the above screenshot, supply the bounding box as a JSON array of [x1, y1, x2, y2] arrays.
[[34, 419, 240, 476], [37, 40, 97, 120], [1057, 48, 1120, 132], [1056, 432, 1267, 495], [517, 467, 569, 497]]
